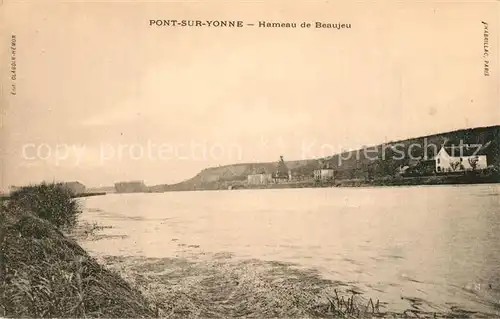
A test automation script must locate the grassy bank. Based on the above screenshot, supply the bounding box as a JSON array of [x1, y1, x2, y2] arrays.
[[0, 183, 156, 317]]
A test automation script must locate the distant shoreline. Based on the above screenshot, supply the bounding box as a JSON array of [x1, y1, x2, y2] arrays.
[[147, 125, 500, 194], [150, 173, 499, 193]]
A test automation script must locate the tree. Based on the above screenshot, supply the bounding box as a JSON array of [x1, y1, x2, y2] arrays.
[[469, 157, 479, 171]]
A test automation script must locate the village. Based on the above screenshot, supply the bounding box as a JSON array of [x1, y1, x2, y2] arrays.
[[244, 155, 334, 188], [243, 143, 493, 189], [2, 143, 496, 198]]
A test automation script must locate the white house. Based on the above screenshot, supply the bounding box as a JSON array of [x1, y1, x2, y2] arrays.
[[314, 160, 335, 181], [314, 169, 335, 181], [434, 145, 488, 173]]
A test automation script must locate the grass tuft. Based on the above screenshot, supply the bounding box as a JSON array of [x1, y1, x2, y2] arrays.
[[6, 182, 81, 230]]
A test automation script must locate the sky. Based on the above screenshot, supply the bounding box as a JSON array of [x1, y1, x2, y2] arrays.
[[1, 0, 499, 190]]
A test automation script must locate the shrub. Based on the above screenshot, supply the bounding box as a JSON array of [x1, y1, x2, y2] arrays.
[[7, 182, 81, 230]]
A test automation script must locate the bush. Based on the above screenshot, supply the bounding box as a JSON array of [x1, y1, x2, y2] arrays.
[[7, 182, 81, 230]]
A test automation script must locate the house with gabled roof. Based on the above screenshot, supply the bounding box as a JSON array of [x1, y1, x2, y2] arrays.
[[434, 144, 488, 173]]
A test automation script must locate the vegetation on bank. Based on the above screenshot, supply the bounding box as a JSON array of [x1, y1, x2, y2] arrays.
[[0, 183, 155, 318], [6, 182, 82, 230]]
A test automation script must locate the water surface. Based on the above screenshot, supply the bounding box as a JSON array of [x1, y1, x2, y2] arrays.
[[80, 184, 500, 315]]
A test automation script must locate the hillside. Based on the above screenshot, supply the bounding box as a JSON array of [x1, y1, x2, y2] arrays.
[[152, 125, 500, 191]]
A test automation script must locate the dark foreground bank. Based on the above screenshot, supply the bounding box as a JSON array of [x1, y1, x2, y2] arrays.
[[0, 183, 155, 317], [0, 207, 156, 317]]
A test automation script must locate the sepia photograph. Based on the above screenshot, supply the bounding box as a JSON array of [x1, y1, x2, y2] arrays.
[[1, 1, 499, 318]]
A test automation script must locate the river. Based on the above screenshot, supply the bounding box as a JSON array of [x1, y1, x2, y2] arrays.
[[79, 184, 500, 316]]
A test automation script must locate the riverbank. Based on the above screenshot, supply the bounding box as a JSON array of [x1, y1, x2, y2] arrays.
[[0, 207, 156, 317], [160, 173, 499, 192], [333, 173, 500, 188]]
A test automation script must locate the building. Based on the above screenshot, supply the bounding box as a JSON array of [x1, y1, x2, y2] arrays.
[[114, 180, 149, 193], [64, 181, 86, 194], [247, 173, 273, 185], [314, 169, 335, 181], [313, 161, 335, 181], [434, 145, 488, 173]]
